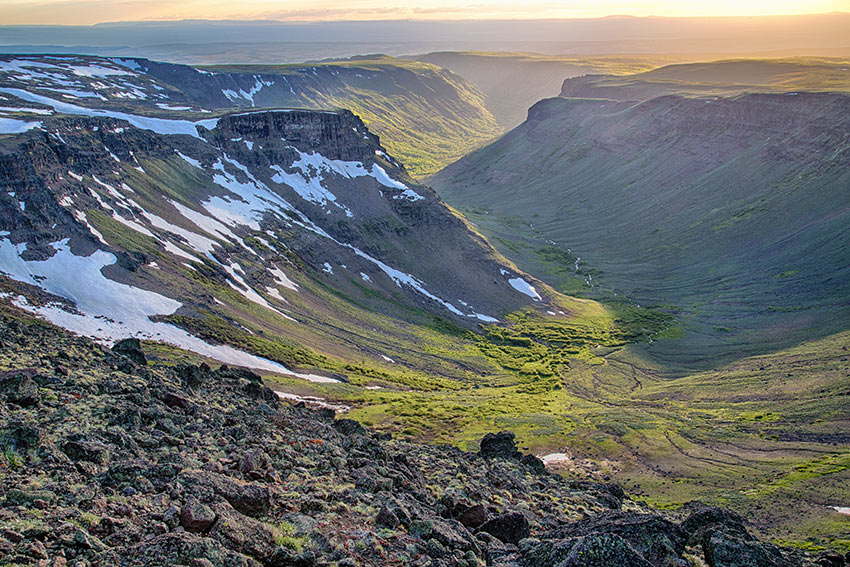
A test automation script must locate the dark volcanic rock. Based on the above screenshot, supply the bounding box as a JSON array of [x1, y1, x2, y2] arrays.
[[375, 506, 400, 528], [703, 529, 796, 567], [545, 510, 688, 565], [815, 550, 845, 567], [520, 453, 547, 475], [459, 504, 488, 529], [178, 470, 272, 518], [180, 497, 217, 532], [479, 431, 522, 460], [681, 505, 751, 543], [239, 449, 272, 479], [111, 338, 147, 366], [332, 418, 367, 436], [521, 533, 655, 567], [96, 532, 258, 567], [61, 438, 111, 464], [0, 368, 40, 406], [478, 512, 530, 545], [208, 502, 276, 562]]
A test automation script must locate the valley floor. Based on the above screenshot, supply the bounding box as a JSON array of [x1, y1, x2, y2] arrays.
[[264, 329, 850, 553]]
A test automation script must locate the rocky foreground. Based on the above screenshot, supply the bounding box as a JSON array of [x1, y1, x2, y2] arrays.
[[0, 309, 845, 567]]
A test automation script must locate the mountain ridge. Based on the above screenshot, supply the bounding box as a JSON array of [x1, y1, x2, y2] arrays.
[[431, 89, 850, 367]]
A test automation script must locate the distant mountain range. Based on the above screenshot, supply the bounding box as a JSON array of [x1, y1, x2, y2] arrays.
[[2, 13, 850, 65]]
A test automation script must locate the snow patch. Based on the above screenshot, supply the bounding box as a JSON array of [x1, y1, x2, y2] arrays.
[[508, 277, 542, 301], [269, 266, 298, 291], [0, 117, 41, 134], [0, 238, 308, 375], [0, 88, 218, 139]]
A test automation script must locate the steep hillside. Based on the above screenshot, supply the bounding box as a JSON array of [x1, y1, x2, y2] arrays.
[[0, 54, 501, 178], [415, 52, 670, 130], [3, 53, 850, 551], [559, 57, 850, 102], [0, 53, 642, 396], [197, 57, 502, 178], [431, 92, 850, 367], [1, 307, 830, 567]]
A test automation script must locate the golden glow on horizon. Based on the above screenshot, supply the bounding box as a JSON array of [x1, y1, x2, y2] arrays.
[[0, 0, 848, 25]]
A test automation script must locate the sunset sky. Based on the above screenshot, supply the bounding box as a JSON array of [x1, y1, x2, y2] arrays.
[[2, 0, 849, 25]]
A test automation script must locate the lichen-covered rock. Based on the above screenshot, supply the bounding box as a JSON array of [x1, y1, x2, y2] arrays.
[[180, 497, 217, 533], [95, 532, 258, 567], [478, 512, 530, 545], [0, 368, 40, 406], [703, 530, 796, 567], [518, 533, 655, 567], [177, 470, 272, 518], [544, 510, 688, 565], [111, 338, 147, 366]]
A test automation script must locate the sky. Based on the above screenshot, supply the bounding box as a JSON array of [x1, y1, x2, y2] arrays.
[[1, 0, 849, 25]]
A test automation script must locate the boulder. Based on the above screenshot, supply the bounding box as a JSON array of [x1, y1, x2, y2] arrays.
[[112, 338, 147, 366], [479, 431, 521, 460], [520, 454, 547, 475], [180, 498, 217, 533], [523, 533, 655, 567], [681, 505, 752, 543], [544, 510, 687, 565], [239, 449, 272, 479], [332, 418, 367, 436], [178, 470, 272, 518], [459, 504, 489, 529], [815, 550, 845, 567], [0, 368, 40, 407], [478, 512, 530, 545], [703, 530, 795, 567], [208, 503, 276, 562], [61, 439, 111, 465], [375, 506, 399, 529]]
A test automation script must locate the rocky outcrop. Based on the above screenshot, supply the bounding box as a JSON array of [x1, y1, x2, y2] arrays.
[[0, 311, 830, 566], [211, 109, 383, 163]]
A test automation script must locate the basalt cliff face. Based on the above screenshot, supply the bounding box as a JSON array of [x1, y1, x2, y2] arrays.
[[0, 54, 501, 178]]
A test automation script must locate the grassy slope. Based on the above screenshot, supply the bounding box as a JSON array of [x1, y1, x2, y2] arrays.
[[205, 57, 502, 178], [430, 92, 850, 369], [559, 56, 850, 101], [258, 325, 850, 552]]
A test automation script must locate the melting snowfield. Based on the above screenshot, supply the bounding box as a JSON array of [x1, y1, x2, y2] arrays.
[[0, 88, 217, 138], [0, 117, 42, 134], [508, 277, 542, 301], [0, 238, 335, 380]]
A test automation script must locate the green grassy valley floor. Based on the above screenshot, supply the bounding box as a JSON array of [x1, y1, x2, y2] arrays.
[[114, 283, 850, 552], [268, 329, 850, 552]]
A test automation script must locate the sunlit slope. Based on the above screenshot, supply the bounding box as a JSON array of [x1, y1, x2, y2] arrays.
[[415, 51, 672, 129], [185, 56, 503, 178], [432, 92, 850, 367], [560, 57, 850, 101]]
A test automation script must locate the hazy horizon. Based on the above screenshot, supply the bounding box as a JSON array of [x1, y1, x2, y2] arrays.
[[2, 0, 849, 26], [2, 13, 849, 64]]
